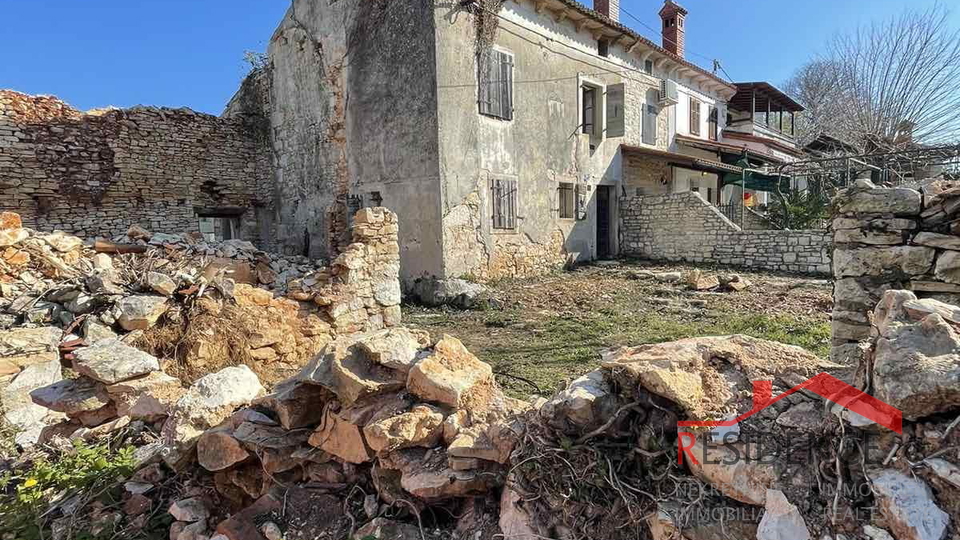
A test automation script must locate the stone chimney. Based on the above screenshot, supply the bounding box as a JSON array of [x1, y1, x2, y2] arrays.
[[659, 0, 688, 58], [594, 0, 619, 22]]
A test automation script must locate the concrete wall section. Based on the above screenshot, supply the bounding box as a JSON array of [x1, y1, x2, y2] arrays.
[[0, 90, 270, 241], [620, 192, 831, 275]]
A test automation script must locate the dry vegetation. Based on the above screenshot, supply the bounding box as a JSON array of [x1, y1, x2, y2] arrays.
[[404, 261, 833, 398]]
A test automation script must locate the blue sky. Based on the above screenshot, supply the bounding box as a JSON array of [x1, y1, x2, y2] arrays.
[[0, 0, 952, 114]]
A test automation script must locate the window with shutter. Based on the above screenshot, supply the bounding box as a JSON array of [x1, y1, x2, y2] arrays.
[[606, 83, 625, 138], [478, 50, 514, 121], [491, 178, 518, 230], [643, 89, 659, 146], [558, 183, 575, 219], [582, 85, 596, 135], [689, 97, 701, 136], [708, 106, 718, 141], [575, 184, 588, 221]]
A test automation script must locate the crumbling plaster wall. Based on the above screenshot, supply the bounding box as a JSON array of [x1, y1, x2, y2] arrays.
[[243, 0, 444, 284], [620, 192, 831, 274], [0, 90, 270, 241], [432, 1, 667, 280]]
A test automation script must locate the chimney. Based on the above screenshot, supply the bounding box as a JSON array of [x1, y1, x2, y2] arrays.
[[594, 0, 619, 22], [658, 0, 688, 58]]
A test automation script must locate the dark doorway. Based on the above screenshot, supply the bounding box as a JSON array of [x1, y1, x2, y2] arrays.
[[596, 185, 611, 259]]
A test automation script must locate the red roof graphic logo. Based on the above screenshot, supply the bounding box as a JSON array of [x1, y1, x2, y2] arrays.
[[677, 372, 902, 465]]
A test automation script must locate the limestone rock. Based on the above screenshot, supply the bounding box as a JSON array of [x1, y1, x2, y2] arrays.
[[0, 326, 61, 360], [30, 377, 110, 415], [756, 489, 811, 540], [410, 277, 489, 309], [540, 370, 617, 431], [447, 420, 519, 465], [146, 272, 178, 296], [355, 327, 427, 374], [42, 232, 83, 253], [925, 458, 960, 489], [934, 250, 960, 284], [872, 291, 960, 420], [499, 484, 545, 540], [685, 436, 777, 506], [169, 498, 210, 523], [105, 371, 185, 421], [82, 318, 117, 344], [0, 228, 29, 247], [256, 380, 332, 430], [902, 297, 960, 325], [913, 231, 960, 251], [686, 270, 720, 291], [73, 338, 160, 384], [834, 246, 935, 278], [1, 356, 64, 446], [363, 404, 444, 453], [117, 295, 169, 331], [197, 428, 251, 472], [0, 211, 21, 230], [308, 407, 373, 464], [834, 229, 904, 245], [836, 187, 921, 215], [383, 447, 500, 501], [297, 335, 407, 405], [406, 335, 495, 409], [869, 469, 948, 540]]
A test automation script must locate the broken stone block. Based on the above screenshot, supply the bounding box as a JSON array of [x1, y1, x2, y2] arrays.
[[1, 356, 65, 446], [308, 407, 373, 464], [913, 231, 960, 251], [869, 469, 948, 540], [0, 326, 61, 360], [0, 211, 22, 230], [256, 380, 332, 430], [197, 427, 251, 472], [169, 498, 210, 523], [42, 232, 83, 253], [355, 327, 427, 374], [73, 338, 160, 384], [30, 377, 111, 415], [686, 270, 720, 291], [82, 317, 117, 344], [836, 187, 921, 215], [0, 228, 29, 248], [756, 489, 811, 540], [362, 404, 444, 453], [146, 272, 177, 297], [384, 447, 501, 501], [935, 250, 960, 284], [117, 295, 169, 331], [834, 246, 936, 278], [540, 370, 617, 431], [105, 371, 185, 421], [684, 436, 777, 506], [406, 335, 495, 409]]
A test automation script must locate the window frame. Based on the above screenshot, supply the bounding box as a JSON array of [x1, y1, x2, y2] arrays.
[[558, 182, 575, 220], [478, 48, 515, 121], [490, 177, 519, 231], [708, 106, 718, 141], [579, 76, 606, 138], [689, 96, 701, 136]]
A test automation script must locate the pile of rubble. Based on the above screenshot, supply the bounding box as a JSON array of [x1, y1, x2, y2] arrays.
[[0, 207, 402, 447]]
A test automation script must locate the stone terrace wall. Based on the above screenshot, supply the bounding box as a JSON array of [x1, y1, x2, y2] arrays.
[[830, 183, 960, 364], [620, 192, 831, 275], [0, 90, 272, 244]]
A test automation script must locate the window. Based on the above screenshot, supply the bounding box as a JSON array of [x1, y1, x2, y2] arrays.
[[582, 85, 597, 135], [598, 39, 609, 57], [606, 83, 625, 138], [491, 178, 518, 230], [644, 60, 654, 75], [479, 50, 514, 120], [559, 183, 575, 219], [643, 89, 659, 145], [708, 106, 718, 141], [689, 97, 701, 136]]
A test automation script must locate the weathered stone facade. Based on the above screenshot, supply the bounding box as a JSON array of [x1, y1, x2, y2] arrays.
[[830, 183, 960, 365], [0, 90, 272, 244], [620, 192, 831, 274]]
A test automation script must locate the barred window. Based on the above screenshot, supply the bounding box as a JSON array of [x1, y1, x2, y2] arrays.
[[478, 50, 514, 121], [491, 178, 518, 230]]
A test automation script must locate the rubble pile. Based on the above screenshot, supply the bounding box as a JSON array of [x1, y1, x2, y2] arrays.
[[0, 208, 401, 447]]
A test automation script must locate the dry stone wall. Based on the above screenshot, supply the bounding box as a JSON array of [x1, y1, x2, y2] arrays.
[[830, 181, 960, 364], [620, 192, 831, 275], [0, 90, 271, 244]]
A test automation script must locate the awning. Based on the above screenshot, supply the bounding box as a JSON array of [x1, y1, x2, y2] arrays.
[[720, 157, 790, 193], [622, 144, 744, 176]]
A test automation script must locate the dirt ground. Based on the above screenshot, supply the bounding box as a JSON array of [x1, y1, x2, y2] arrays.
[[402, 260, 833, 398]]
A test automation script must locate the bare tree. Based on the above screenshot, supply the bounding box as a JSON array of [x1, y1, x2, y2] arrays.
[[786, 3, 960, 149]]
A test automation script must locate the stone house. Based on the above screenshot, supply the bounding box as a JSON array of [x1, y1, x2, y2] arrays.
[[2, 0, 810, 284]]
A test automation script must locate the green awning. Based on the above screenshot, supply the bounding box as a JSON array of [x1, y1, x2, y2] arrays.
[[720, 157, 790, 193]]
